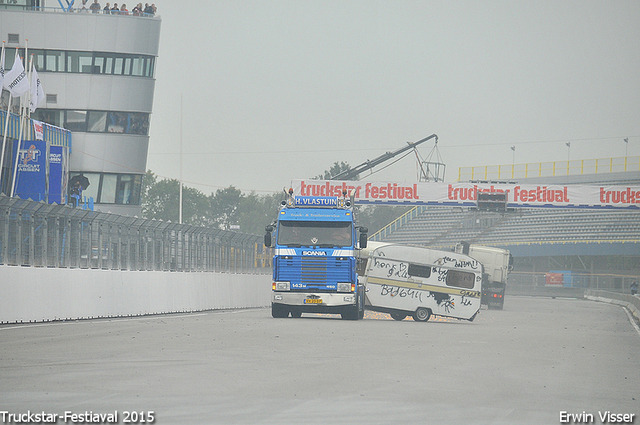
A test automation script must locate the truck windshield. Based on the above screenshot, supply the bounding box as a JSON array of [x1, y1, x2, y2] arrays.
[[277, 221, 352, 247]]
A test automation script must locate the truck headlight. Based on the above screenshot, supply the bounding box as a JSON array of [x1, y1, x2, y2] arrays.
[[337, 282, 352, 292], [273, 281, 290, 291]]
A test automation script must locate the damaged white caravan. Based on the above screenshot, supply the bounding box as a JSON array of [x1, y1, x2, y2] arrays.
[[358, 242, 483, 322]]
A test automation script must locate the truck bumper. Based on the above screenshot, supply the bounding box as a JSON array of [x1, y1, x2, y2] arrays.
[[272, 292, 356, 311]]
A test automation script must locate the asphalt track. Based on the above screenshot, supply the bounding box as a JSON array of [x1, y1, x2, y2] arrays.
[[1, 296, 639, 425]]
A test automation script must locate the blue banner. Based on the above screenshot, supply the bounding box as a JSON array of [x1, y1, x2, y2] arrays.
[[12, 140, 68, 203], [13, 140, 46, 202], [49, 145, 68, 204]]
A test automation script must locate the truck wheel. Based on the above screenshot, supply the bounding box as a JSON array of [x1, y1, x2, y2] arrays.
[[390, 312, 407, 321], [341, 306, 359, 320], [271, 303, 289, 318], [412, 307, 431, 322]]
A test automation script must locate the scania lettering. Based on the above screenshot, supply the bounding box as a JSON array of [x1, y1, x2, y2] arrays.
[[265, 190, 368, 320]]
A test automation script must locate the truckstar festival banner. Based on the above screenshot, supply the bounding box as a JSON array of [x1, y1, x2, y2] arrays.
[[291, 179, 640, 209]]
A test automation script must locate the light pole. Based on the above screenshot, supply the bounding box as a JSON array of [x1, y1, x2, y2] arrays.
[[179, 93, 183, 224], [510, 146, 515, 165], [566, 142, 571, 174], [624, 138, 629, 157]]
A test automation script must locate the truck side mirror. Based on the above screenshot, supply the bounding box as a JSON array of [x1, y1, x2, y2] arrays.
[[264, 233, 271, 247], [359, 227, 368, 249], [264, 225, 274, 247]]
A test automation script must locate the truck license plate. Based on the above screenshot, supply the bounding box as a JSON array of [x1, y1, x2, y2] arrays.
[[304, 298, 322, 304]]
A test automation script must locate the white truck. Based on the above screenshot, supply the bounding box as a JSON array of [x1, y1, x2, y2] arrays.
[[455, 242, 512, 310], [358, 242, 483, 322]]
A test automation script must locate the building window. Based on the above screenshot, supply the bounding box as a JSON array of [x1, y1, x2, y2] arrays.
[[31, 49, 45, 70], [32, 109, 64, 127], [65, 110, 88, 132], [131, 57, 144, 76], [33, 109, 150, 136], [87, 111, 108, 132], [93, 53, 114, 74], [107, 112, 128, 133], [67, 51, 94, 73], [100, 174, 118, 203], [69, 172, 142, 205], [29, 49, 154, 78], [129, 112, 149, 135], [70, 172, 101, 204], [145, 57, 154, 77], [46, 50, 66, 72], [116, 174, 140, 204], [123, 57, 132, 75]]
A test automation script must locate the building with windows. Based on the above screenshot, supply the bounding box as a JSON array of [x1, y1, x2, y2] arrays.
[[0, 3, 160, 215]]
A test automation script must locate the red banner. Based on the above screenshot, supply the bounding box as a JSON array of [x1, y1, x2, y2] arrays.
[[291, 180, 640, 209]]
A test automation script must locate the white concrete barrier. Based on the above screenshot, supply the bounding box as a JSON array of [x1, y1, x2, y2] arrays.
[[0, 265, 272, 323], [584, 289, 640, 322]]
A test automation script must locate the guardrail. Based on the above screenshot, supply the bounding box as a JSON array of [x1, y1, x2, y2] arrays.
[[458, 155, 640, 181], [0, 194, 271, 273], [0, 4, 157, 17], [584, 289, 640, 322]]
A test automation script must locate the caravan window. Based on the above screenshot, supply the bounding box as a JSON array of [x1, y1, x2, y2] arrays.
[[446, 269, 475, 289], [408, 263, 432, 279]]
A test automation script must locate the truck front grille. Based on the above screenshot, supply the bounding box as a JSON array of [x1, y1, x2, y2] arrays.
[[275, 256, 352, 288]]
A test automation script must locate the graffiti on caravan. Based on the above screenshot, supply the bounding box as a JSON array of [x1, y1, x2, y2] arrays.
[[290, 180, 640, 209]]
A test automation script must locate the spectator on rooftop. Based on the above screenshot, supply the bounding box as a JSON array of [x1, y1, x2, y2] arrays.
[[103, 2, 110, 13], [132, 2, 142, 16], [90, 0, 101, 13], [120, 3, 129, 14], [111, 3, 119, 14]]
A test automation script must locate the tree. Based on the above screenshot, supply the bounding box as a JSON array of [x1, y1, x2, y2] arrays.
[[237, 192, 285, 234], [141, 171, 180, 221], [141, 170, 287, 234], [313, 161, 355, 180], [141, 170, 212, 225], [210, 186, 244, 229]]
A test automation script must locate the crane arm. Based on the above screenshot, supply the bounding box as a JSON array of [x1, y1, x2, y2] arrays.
[[330, 134, 438, 181]]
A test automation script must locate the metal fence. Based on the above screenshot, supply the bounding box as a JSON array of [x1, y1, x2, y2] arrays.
[[508, 271, 638, 293], [0, 194, 272, 273]]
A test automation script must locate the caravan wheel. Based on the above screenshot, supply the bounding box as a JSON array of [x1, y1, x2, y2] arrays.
[[390, 312, 407, 321], [412, 307, 431, 322]]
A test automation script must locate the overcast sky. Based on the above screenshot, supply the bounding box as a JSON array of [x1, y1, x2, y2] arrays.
[[147, 1, 640, 195]]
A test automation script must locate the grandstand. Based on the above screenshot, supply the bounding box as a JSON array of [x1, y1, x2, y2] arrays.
[[371, 157, 640, 277]]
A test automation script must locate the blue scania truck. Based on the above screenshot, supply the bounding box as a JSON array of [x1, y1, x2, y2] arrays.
[[264, 190, 368, 320]]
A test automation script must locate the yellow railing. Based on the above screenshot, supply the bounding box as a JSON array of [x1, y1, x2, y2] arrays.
[[368, 206, 424, 242], [458, 156, 640, 181]]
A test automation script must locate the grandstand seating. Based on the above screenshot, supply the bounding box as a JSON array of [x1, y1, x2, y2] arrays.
[[373, 169, 640, 259], [377, 205, 640, 252]]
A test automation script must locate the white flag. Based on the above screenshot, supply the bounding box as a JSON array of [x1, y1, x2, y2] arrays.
[[0, 44, 5, 90], [3, 50, 30, 97], [29, 66, 45, 113]]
